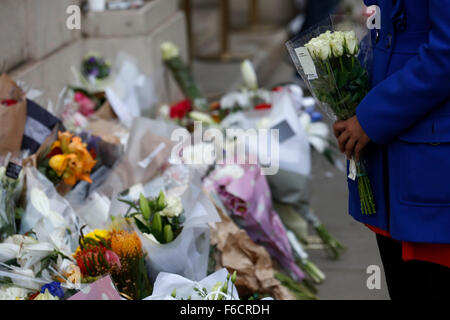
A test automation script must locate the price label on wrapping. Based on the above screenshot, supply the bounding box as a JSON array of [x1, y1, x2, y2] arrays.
[[295, 47, 318, 80], [5, 162, 22, 180]]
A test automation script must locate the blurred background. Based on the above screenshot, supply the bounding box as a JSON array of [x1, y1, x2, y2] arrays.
[[0, 0, 388, 299]]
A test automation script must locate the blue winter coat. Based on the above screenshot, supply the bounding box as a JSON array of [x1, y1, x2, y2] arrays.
[[348, 0, 450, 243]]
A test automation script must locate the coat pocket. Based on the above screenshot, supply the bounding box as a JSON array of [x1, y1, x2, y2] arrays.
[[393, 116, 450, 206]]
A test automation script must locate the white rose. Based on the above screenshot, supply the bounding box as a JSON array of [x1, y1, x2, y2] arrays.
[[315, 39, 332, 61], [305, 42, 317, 60], [344, 31, 359, 55], [160, 42, 180, 61], [160, 196, 183, 218], [319, 30, 333, 41], [330, 32, 345, 57], [241, 60, 258, 90]]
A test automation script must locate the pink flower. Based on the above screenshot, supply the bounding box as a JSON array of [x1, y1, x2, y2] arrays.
[[74, 92, 96, 117], [105, 250, 122, 270]]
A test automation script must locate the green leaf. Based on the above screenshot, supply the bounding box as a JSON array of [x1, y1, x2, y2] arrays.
[[118, 199, 138, 211], [134, 216, 151, 234]]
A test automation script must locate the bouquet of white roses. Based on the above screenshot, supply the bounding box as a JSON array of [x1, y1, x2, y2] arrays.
[[287, 19, 375, 214]]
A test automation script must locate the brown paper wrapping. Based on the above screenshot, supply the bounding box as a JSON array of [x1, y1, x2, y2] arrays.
[[88, 118, 124, 145], [0, 74, 27, 154], [210, 203, 297, 300], [94, 100, 117, 121]]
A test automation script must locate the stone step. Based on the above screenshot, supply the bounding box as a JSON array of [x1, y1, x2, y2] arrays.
[[83, 0, 178, 37], [190, 6, 289, 101]]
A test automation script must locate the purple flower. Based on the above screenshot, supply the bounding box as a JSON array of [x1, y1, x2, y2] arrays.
[[40, 281, 64, 299], [89, 68, 99, 77]]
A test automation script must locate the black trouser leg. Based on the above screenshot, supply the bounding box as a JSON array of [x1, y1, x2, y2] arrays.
[[376, 234, 450, 300]]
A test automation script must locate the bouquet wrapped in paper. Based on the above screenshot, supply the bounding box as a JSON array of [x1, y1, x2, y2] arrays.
[[0, 154, 26, 241], [287, 18, 375, 214], [118, 166, 220, 282], [204, 163, 304, 282], [145, 268, 238, 300], [72, 226, 152, 300]]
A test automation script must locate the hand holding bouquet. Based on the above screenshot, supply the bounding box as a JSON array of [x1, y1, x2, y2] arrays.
[[287, 24, 375, 214]]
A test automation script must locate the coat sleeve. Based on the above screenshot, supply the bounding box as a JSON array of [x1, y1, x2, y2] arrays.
[[356, 0, 450, 145]]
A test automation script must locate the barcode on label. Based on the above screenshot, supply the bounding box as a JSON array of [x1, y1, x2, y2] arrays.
[[295, 47, 318, 80]]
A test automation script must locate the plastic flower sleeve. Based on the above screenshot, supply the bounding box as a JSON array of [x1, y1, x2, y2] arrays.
[[135, 167, 220, 282], [287, 16, 376, 215], [145, 268, 239, 300], [286, 16, 373, 120], [20, 167, 80, 251]]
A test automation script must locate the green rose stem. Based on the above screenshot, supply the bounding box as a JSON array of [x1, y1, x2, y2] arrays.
[[356, 161, 376, 214], [314, 224, 347, 259], [161, 42, 208, 111]]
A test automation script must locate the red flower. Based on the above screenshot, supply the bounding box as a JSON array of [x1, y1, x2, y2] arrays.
[[254, 103, 272, 110], [1, 99, 18, 107], [170, 99, 192, 119], [272, 86, 284, 92], [75, 247, 121, 277], [46, 147, 63, 159], [89, 147, 97, 160]]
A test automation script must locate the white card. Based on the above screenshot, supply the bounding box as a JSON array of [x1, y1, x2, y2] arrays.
[[295, 47, 318, 80]]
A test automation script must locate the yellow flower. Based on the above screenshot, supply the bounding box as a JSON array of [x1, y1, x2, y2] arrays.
[[49, 154, 69, 177], [58, 131, 73, 154], [110, 230, 143, 259], [33, 289, 59, 300], [74, 229, 111, 256]]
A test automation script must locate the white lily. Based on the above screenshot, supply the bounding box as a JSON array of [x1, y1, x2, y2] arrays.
[[30, 188, 66, 229], [220, 92, 250, 110], [17, 242, 55, 273], [189, 111, 217, 126], [241, 60, 258, 90], [0, 243, 20, 263], [299, 112, 330, 153]]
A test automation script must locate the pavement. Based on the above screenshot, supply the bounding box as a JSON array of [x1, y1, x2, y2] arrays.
[[264, 61, 390, 300], [190, 5, 389, 300]]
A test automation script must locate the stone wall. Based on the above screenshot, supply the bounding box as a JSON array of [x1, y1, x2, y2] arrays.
[[3, 0, 187, 106]]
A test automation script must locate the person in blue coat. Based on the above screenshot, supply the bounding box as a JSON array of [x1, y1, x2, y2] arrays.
[[333, 0, 450, 299]]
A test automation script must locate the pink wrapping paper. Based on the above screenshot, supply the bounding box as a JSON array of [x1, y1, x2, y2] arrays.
[[205, 163, 304, 281]]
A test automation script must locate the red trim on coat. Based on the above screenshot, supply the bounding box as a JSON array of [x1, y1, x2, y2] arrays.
[[365, 224, 450, 269]]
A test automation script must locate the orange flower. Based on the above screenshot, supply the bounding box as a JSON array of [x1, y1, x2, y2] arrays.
[[57, 131, 73, 154], [49, 154, 69, 177], [110, 230, 143, 259]]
